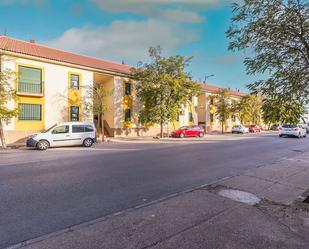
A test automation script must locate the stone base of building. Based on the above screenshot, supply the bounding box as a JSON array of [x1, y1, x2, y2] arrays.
[[113, 127, 165, 138], [3, 130, 37, 145]]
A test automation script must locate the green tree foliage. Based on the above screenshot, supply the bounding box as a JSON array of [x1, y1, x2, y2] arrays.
[[84, 83, 113, 142], [234, 94, 262, 125], [262, 96, 307, 126], [227, 0, 309, 121], [211, 89, 233, 134], [132, 47, 201, 138], [0, 69, 17, 148]]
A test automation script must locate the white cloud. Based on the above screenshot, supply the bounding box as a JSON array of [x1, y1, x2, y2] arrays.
[[0, 0, 46, 5], [91, 0, 229, 23], [45, 19, 199, 63]]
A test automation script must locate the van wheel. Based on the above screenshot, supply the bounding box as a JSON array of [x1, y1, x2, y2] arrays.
[[83, 138, 94, 147], [37, 140, 49, 150]]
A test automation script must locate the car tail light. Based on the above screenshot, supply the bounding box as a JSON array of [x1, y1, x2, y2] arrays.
[[293, 128, 299, 131]]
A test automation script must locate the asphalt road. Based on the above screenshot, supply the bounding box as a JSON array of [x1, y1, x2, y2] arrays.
[[1, 133, 309, 248]]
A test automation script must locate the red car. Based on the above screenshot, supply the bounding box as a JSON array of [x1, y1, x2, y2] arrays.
[[173, 125, 205, 138], [249, 125, 262, 133]]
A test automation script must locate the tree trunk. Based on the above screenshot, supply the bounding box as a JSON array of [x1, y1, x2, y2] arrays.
[[221, 122, 224, 134], [160, 119, 163, 138], [101, 113, 105, 142], [0, 119, 7, 149]]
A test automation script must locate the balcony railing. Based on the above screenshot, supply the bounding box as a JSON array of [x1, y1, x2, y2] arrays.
[[18, 82, 42, 95]]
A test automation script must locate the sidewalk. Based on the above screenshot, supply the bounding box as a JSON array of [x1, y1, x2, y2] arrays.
[[9, 151, 309, 249]]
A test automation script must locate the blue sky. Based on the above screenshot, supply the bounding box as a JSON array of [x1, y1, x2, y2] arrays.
[[0, 0, 258, 91]]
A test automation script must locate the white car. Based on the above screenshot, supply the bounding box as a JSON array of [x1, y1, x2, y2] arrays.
[[231, 125, 249, 134], [279, 124, 307, 138], [26, 122, 96, 150]]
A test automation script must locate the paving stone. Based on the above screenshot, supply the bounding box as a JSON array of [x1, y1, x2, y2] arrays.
[[244, 163, 302, 182], [220, 175, 274, 195], [152, 205, 308, 249], [22, 190, 237, 249], [278, 170, 309, 190], [261, 183, 306, 205]]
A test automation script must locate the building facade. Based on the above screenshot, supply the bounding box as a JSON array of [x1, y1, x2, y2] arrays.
[[1, 36, 245, 144], [198, 84, 245, 133]]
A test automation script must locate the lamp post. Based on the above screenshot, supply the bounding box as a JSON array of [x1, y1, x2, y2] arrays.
[[203, 74, 215, 132]]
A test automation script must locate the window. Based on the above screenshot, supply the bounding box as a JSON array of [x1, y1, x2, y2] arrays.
[[210, 98, 214, 105], [189, 112, 193, 122], [125, 109, 131, 122], [125, 82, 131, 96], [70, 106, 79, 121], [70, 74, 80, 90], [72, 125, 85, 133], [210, 114, 214, 122], [18, 103, 41, 121], [231, 115, 236, 122], [52, 125, 69, 134], [72, 125, 95, 133], [85, 125, 94, 132], [18, 66, 42, 94], [176, 115, 180, 122]]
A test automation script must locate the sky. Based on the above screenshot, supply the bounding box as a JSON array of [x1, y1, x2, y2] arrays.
[[0, 0, 259, 92]]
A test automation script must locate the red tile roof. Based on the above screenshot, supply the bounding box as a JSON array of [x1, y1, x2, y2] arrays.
[[0, 36, 132, 75], [201, 83, 247, 97]]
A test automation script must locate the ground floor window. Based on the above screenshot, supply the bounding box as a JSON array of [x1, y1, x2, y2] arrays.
[[70, 106, 79, 121], [18, 103, 42, 121], [125, 109, 131, 122], [189, 112, 193, 122], [231, 115, 236, 122]]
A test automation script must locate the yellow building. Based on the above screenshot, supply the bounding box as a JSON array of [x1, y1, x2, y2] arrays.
[[1, 36, 245, 144], [198, 84, 246, 133]]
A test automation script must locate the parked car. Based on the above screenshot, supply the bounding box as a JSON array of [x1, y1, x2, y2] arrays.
[[249, 125, 262, 133], [26, 122, 96, 150], [231, 125, 249, 134], [172, 125, 205, 138], [279, 124, 307, 138]]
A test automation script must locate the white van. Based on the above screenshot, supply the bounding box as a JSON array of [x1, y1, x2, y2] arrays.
[[26, 122, 96, 150]]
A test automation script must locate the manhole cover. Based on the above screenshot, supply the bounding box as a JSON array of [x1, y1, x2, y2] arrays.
[[218, 189, 261, 206], [303, 197, 309, 204]]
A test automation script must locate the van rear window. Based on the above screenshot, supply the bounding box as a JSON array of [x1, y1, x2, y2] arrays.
[[72, 125, 94, 133]]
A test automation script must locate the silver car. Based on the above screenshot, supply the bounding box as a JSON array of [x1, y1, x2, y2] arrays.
[[232, 125, 249, 134], [279, 124, 307, 138]]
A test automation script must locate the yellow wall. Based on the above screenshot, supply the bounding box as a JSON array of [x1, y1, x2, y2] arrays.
[[14, 63, 45, 131]]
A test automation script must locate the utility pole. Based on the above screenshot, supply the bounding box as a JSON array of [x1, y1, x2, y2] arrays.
[[203, 74, 214, 133]]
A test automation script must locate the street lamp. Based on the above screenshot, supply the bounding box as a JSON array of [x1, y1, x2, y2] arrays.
[[203, 74, 215, 132]]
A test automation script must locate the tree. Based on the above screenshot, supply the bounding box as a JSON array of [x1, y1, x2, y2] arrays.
[[262, 96, 307, 127], [227, 0, 309, 109], [84, 83, 113, 142], [235, 94, 262, 125], [0, 69, 18, 149], [211, 89, 233, 134], [132, 47, 201, 138]]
